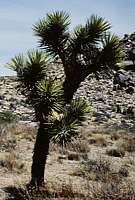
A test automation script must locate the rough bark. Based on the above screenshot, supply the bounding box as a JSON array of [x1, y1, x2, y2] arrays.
[[63, 65, 89, 103], [30, 122, 49, 186], [63, 78, 81, 103]]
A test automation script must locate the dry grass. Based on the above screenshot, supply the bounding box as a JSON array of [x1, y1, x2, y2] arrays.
[[0, 151, 24, 173], [71, 158, 123, 183], [3, 179, 135, 200], [4, 181, 86, 200], [118, 166, 129, 177], [50, 137, 90, 153], [13, 124, 37, 140], [50, 137, 90, 162], [67, 151, 88, 161], [0, 124, 17, 152], [88, 134, 108, 147], [68, 139, 90, 153], [110, 132, 121, 141], [119, 137, 135, 152], [89, 180, 135, 200], [0, 123, 135, 200], [0, 123, 36, 152], [95, 136, 107, 147]]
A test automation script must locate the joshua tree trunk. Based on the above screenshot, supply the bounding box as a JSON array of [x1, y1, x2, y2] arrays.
[[63, 65, 89, 103], [30, 122, 49, 186], [63, 78, 81, 103]]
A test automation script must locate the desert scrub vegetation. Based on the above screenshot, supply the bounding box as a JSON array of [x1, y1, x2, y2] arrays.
[[4, 179, 135, 200], [4, 182, 86, 200], [0, 124, 17, 152], [118, 137, 135, 152], [50, 136, 90, 154], [89, 180, 135, 200], [106, 148, 125, 157], [0, 151, 24, 173], [13, 123, 37, 141], [0, 111, 18, 124], [0, 123, 36, 153], [66, 139, 90, 161], [88, 134, 108, 147], [71, 158, 124, 183], [54, 138, 90, 161], [0, 123, 135, 199], [66, 138, 90, 154], [110, 132, 122, 141]]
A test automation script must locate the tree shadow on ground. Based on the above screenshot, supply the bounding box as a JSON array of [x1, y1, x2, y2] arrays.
[[3, 186, 28, 200], [3, 185, 86, 200]]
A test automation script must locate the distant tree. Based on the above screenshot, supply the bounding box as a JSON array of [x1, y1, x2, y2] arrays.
[[33, 11, 123, 103], [9, 50, 91, 186]]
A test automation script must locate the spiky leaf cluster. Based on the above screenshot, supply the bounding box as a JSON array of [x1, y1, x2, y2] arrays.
[[33, 11, 123, 76], [9, 50, 49, 95], [9, 50, 91, 145], [32, 80, 64, 119], [50, 99, 91, 146], [34, 11, 70, 59]]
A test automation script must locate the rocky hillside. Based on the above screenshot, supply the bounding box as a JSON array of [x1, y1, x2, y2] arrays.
[[0, 61, 134, 133], [123, 32, 135, 62]]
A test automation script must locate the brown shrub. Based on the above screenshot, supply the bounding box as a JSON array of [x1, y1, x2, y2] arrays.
[[119, 137, 135, 152], [71, 158, 121, 183], [111, 132, 121, 141], [67, 151, 88, 161], [5, 182, 85, 200], [0, 152, 24, 173], [106, 148, 125, 157], [88, 135, 107, 147], [89, 181, 135, 200]]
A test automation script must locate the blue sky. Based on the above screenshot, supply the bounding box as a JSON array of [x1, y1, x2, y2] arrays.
[[0, 0, 135, 75]]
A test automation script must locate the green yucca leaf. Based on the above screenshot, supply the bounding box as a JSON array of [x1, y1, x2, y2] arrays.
[[64, 98, 91, 126], [32, 80, 64, 117], [33, 11, 70, 58], [50, 98, 91, 146], [85, 15, 111, 40], [50, 123, 78, 146], [33, 11, 122, 82], [99, 33, 123, 66], [8, 50, 49, 94], [9, 54, 24, 73], [68, 15, 111, 62]]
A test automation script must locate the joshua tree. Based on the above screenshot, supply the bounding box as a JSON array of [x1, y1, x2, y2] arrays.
[[33, 11, 123, 102], [9, 50, 91, 186]]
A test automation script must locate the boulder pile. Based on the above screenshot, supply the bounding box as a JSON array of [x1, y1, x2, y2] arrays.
[[74, 71, 135, 132], [0, 61, 134, 133], [123, 32, 135, 64]]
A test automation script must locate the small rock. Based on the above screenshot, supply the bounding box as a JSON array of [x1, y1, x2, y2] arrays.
[[126, 86, 134, 94]]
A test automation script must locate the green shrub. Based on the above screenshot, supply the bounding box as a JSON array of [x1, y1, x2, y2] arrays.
[[0, 111, 18, 124]]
